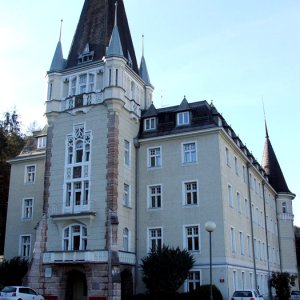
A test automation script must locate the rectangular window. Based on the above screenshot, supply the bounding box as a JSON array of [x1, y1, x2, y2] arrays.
[[237, 192, 241, 213], [184, 181, 198, 205], [243, 165, 247, 183], [123, 184, 130, 207], [20, 235, 31, 258], [22, 198, 33, 219], [124, 140, 130, 166], [250, 273, 254, 289], [230, 227, 236, 253], [177, 111, 190, 126], [25, 165, 36, 183], [182, 142, 196, 163], [187, 271, 201, 292], [244, 198, 249, 218], [239, 231, 244, 255], [185, 225, 200, 251], [144, 118, 156, 131], [234, 156, 239, 175], [233, 270, 237, 291], [247, 235, 251, 257], [88, 74, 95, 92], [225, 147, 230, 166], [37, 136, 46, 149], [228, 184, 233, 207], [282, 202, 287, 213], [71, 77, 77, 95], [79, 74, 87, 94], [148, 228, 162, 251], [242, 272, 246, 290], [148, 147, 161, 168], [148, 185, 162, 209]]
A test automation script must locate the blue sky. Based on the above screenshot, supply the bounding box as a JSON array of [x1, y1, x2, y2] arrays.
[[0, 0, 299, 225]]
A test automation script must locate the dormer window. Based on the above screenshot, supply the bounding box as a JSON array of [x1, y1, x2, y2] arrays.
[[144, 118, 156, 131], [78, 43, 94, 64], [37, 136, 47, 149], [177, 111, 190, 126]]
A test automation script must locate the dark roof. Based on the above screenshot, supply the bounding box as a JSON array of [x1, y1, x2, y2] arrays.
[[139, 100, 217, 138], [262, 123, 291, 194], [143, 103, 157, 118], [65, 0, 138, 73], [174, 96, 190, 112]]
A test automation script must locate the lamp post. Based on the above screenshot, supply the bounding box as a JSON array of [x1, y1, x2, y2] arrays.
[[205, 221, 216, 300]]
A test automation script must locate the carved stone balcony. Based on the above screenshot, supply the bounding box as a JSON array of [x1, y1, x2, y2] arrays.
[[43, 250, 136, 265]]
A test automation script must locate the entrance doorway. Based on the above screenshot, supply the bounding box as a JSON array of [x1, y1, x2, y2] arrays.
[[66, 270, 87, 300], [121, 269, 133, 300]]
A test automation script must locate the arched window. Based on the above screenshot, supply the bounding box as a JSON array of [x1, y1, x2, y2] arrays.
[[63, 224, 87, 251], [123, 228, 129, 251]]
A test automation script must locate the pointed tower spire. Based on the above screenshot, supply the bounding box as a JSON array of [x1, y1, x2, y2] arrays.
[[139, 35, 151, 85], [49, 19, 65, 72], [106, 1, 124, 57], [262, 122, 291, 193], [65, 0, 138, 72]]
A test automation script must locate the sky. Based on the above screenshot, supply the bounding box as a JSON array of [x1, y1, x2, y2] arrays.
[[0, 1, 299, 225]]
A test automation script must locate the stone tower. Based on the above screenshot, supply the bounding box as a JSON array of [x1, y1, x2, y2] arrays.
[[25, 1, 153, 299]]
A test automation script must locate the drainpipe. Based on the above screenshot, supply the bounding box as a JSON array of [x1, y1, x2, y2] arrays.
[[134, 138, 140, 294], [246, 163, 258, 290], [275, 195, 283, 272], [262, 181, 271, 299]]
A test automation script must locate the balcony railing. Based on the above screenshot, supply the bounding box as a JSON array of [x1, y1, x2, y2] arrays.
[[43, 250, 136, 265]]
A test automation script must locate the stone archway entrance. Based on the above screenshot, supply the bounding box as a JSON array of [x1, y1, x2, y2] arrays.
[[66, 270, 87, 300], [121, 269, 133, 300]]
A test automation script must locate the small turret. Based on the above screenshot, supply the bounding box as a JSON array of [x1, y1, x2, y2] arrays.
[[106, 2, 124, 57], [49, 20, 65, 72]]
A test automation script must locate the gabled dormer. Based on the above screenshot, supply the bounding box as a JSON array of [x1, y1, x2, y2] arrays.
[[175, 96, 191, 126], [142, 103, 158, 131], [78, 43, 94, 64]]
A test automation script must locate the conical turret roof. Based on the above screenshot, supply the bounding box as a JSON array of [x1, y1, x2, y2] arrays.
[[49, 40, 65, 72], [65, 0, 138, 73], [262, 123, 291, 194]]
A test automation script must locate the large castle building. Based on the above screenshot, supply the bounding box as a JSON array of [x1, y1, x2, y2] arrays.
[[4, 1, 298, 300]]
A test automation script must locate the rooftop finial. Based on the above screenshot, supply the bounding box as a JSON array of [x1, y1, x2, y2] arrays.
[[142, 34, 144, 57], [114, 1, 118, 27], [262, 97, 269, 138], [59, 19, 63, 41]]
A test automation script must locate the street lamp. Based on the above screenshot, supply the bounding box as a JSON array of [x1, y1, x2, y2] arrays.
[[205, 221, 216, 300]]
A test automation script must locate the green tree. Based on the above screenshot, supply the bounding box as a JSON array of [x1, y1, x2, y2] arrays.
[[270, 272, 291, 300], [0, 256, 28, 287], [141, 246, 194, 296], [0, 110, 25, 254]]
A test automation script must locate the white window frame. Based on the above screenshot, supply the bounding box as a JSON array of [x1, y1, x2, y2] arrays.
[[183, 180, 198, 206], [25, 165, 36, 184], [123, 227, 129, 251], [147, 227, 163, 252], [247, 235, 251, 257], [233, 270, 237, 291], [237, 191, 241, 213], [37, 136, 47, 149], [19, 234, 31, 258], [239, 231, 244, 255], [22, 198, 34, 220], [185, 270, 201, 292], [234, 156, 239, 175], [228, 184, 233, 207], [144, 117, 156, 131], [225, 147, 230, 166], [123, 183, 130, 207], [148, 184, 162, 209], [182, 142, 197, 164], [230, 226, 236, 254], [282, 202, 287, 213], [124, 140, 130, 166], [177, 111, 190, 126], [63, 224, 87, 251], [184, 224, 200, 251], [147, 146, 161, 168]]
